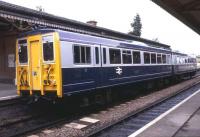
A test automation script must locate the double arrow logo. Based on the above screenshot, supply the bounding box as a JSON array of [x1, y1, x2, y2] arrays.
[[116, 67, 122, 75]]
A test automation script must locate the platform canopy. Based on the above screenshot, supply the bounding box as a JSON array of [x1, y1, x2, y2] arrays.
[[152, 0, 200, 35], [0, 1, 171, 49]]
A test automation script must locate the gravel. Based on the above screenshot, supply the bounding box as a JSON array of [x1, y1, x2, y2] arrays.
[[30, 76, 200, 137]]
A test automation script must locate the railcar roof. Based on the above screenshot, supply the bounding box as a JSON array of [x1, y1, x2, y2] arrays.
[[18, 29, 171, 53], [172, 51, 188, 56], [58, 29, 171, 53]]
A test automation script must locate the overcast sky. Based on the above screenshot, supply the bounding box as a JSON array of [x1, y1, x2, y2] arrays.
[[3, 0, 200, 55]]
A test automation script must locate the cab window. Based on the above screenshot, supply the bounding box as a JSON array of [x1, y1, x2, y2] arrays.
[[43, 35, 54, 62], [18, 39, 28, 64]]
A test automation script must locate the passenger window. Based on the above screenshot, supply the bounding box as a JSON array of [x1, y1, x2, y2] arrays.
[[162, 54, 166, 64], [132, 51, 141, 64], [157, 54, 162, 64], [151, 53, 156, 64], [184, 58, 187, 64], [18, 39, 28, 64], [95, 47, 99, 64], [74, 46, 80, 63], [73, 44, 91, 64], [166, 55, 171, 64], [122, 50, 132, 64], [43, 35, 54, 62], [109, 49, 121, 64], [103, 48, 106, 64], [144, 52, 150, 64]]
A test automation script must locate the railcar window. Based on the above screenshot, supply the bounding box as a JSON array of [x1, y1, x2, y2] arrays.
[[186, 58, 188, 64], [103, 48, 106, 64], [109, 49, 121, 64], [177, 57, 181, 64], [162, 54, 167, 64], [144, 52, 150, 64], [43, 35, 54, 62], [132, 51, 141, 64], [157, 54, 162, 64], [80, 46, 85, 63], [74, 46, 80, 63], [73, 45, 91, 64], [166, 55, 171, 64], [43, 42, 54, 61], [95, 47, 99, 64], [122, 50, 132, 64], [151, 53, 156, 64], [18, 39, 28, 64], [189, 58, 191, 63]]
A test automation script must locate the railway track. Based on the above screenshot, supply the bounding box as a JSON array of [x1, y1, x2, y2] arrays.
[[0, 96, 100, 137], [0, 74, 199, 137], [89, 79, 200, 137], [0, 96, 23, 108]]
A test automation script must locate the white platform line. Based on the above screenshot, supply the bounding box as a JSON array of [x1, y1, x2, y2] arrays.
[[0, 95, 18, 101], [129, 89, 200, 137]]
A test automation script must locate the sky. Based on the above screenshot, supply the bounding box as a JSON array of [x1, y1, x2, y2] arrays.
[[2, 0, 200, 55]]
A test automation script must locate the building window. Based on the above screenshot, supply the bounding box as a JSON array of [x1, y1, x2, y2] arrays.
[[122, 50, 132, 64], [144, 52, 150, 64], [95, 47, 99, 64], [162, 54, 167, 64], [18, 39, 28, 64], [109, 49, 121, 64], [73, 44, 91, 64], [157, 54, 162, 64], [43, 35, 54, 62], [103, 48, 107, 64], [151, 53, 156, 64], [132, 51, 141, 64]]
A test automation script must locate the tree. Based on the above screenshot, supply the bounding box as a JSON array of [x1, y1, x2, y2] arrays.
[[152, 38, 159, 42], [129, 13, 142, 37]]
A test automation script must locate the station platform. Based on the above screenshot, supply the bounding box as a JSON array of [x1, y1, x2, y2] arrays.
[[129, 89, 200, 137], [0, 83, 17, 100]]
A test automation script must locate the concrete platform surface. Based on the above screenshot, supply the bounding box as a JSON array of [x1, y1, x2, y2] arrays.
[[130, 89, 200, 137], [174, 108, 200, 137], [0, 83, 17, 99]]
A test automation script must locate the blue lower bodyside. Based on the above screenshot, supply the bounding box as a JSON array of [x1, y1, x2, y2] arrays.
[[62, 65, 174, 95]]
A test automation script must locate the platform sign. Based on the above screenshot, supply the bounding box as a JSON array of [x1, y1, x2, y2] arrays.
[[8, 54, 15, 67]]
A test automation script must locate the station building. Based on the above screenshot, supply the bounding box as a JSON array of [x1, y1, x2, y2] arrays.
[[0, 1, 170, 85]]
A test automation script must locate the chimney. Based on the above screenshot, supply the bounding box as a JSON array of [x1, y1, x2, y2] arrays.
[[86, 20, 97, 26]]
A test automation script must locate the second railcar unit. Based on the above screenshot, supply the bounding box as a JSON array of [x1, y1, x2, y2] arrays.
[[16, 29, 197, 98]]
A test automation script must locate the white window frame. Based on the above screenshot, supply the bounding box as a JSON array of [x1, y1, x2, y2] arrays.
[[42, 34, 56, 64]]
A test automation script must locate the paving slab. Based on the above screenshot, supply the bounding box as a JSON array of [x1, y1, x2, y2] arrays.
[[0, 83, 17, 100], [174, 108, 200, 137], [131, 89, 200, 137]]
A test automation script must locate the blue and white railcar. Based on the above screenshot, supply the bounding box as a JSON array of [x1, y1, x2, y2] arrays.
[[172, 52, 197, 75], [16, 29, 196, 98], [58, 30, 173, 95]]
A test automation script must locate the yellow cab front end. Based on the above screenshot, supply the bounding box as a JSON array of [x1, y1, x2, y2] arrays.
[[16, 31, 62, 98]]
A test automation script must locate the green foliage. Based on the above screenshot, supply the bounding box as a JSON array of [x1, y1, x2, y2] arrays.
[[129, 13, 142, 37]]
